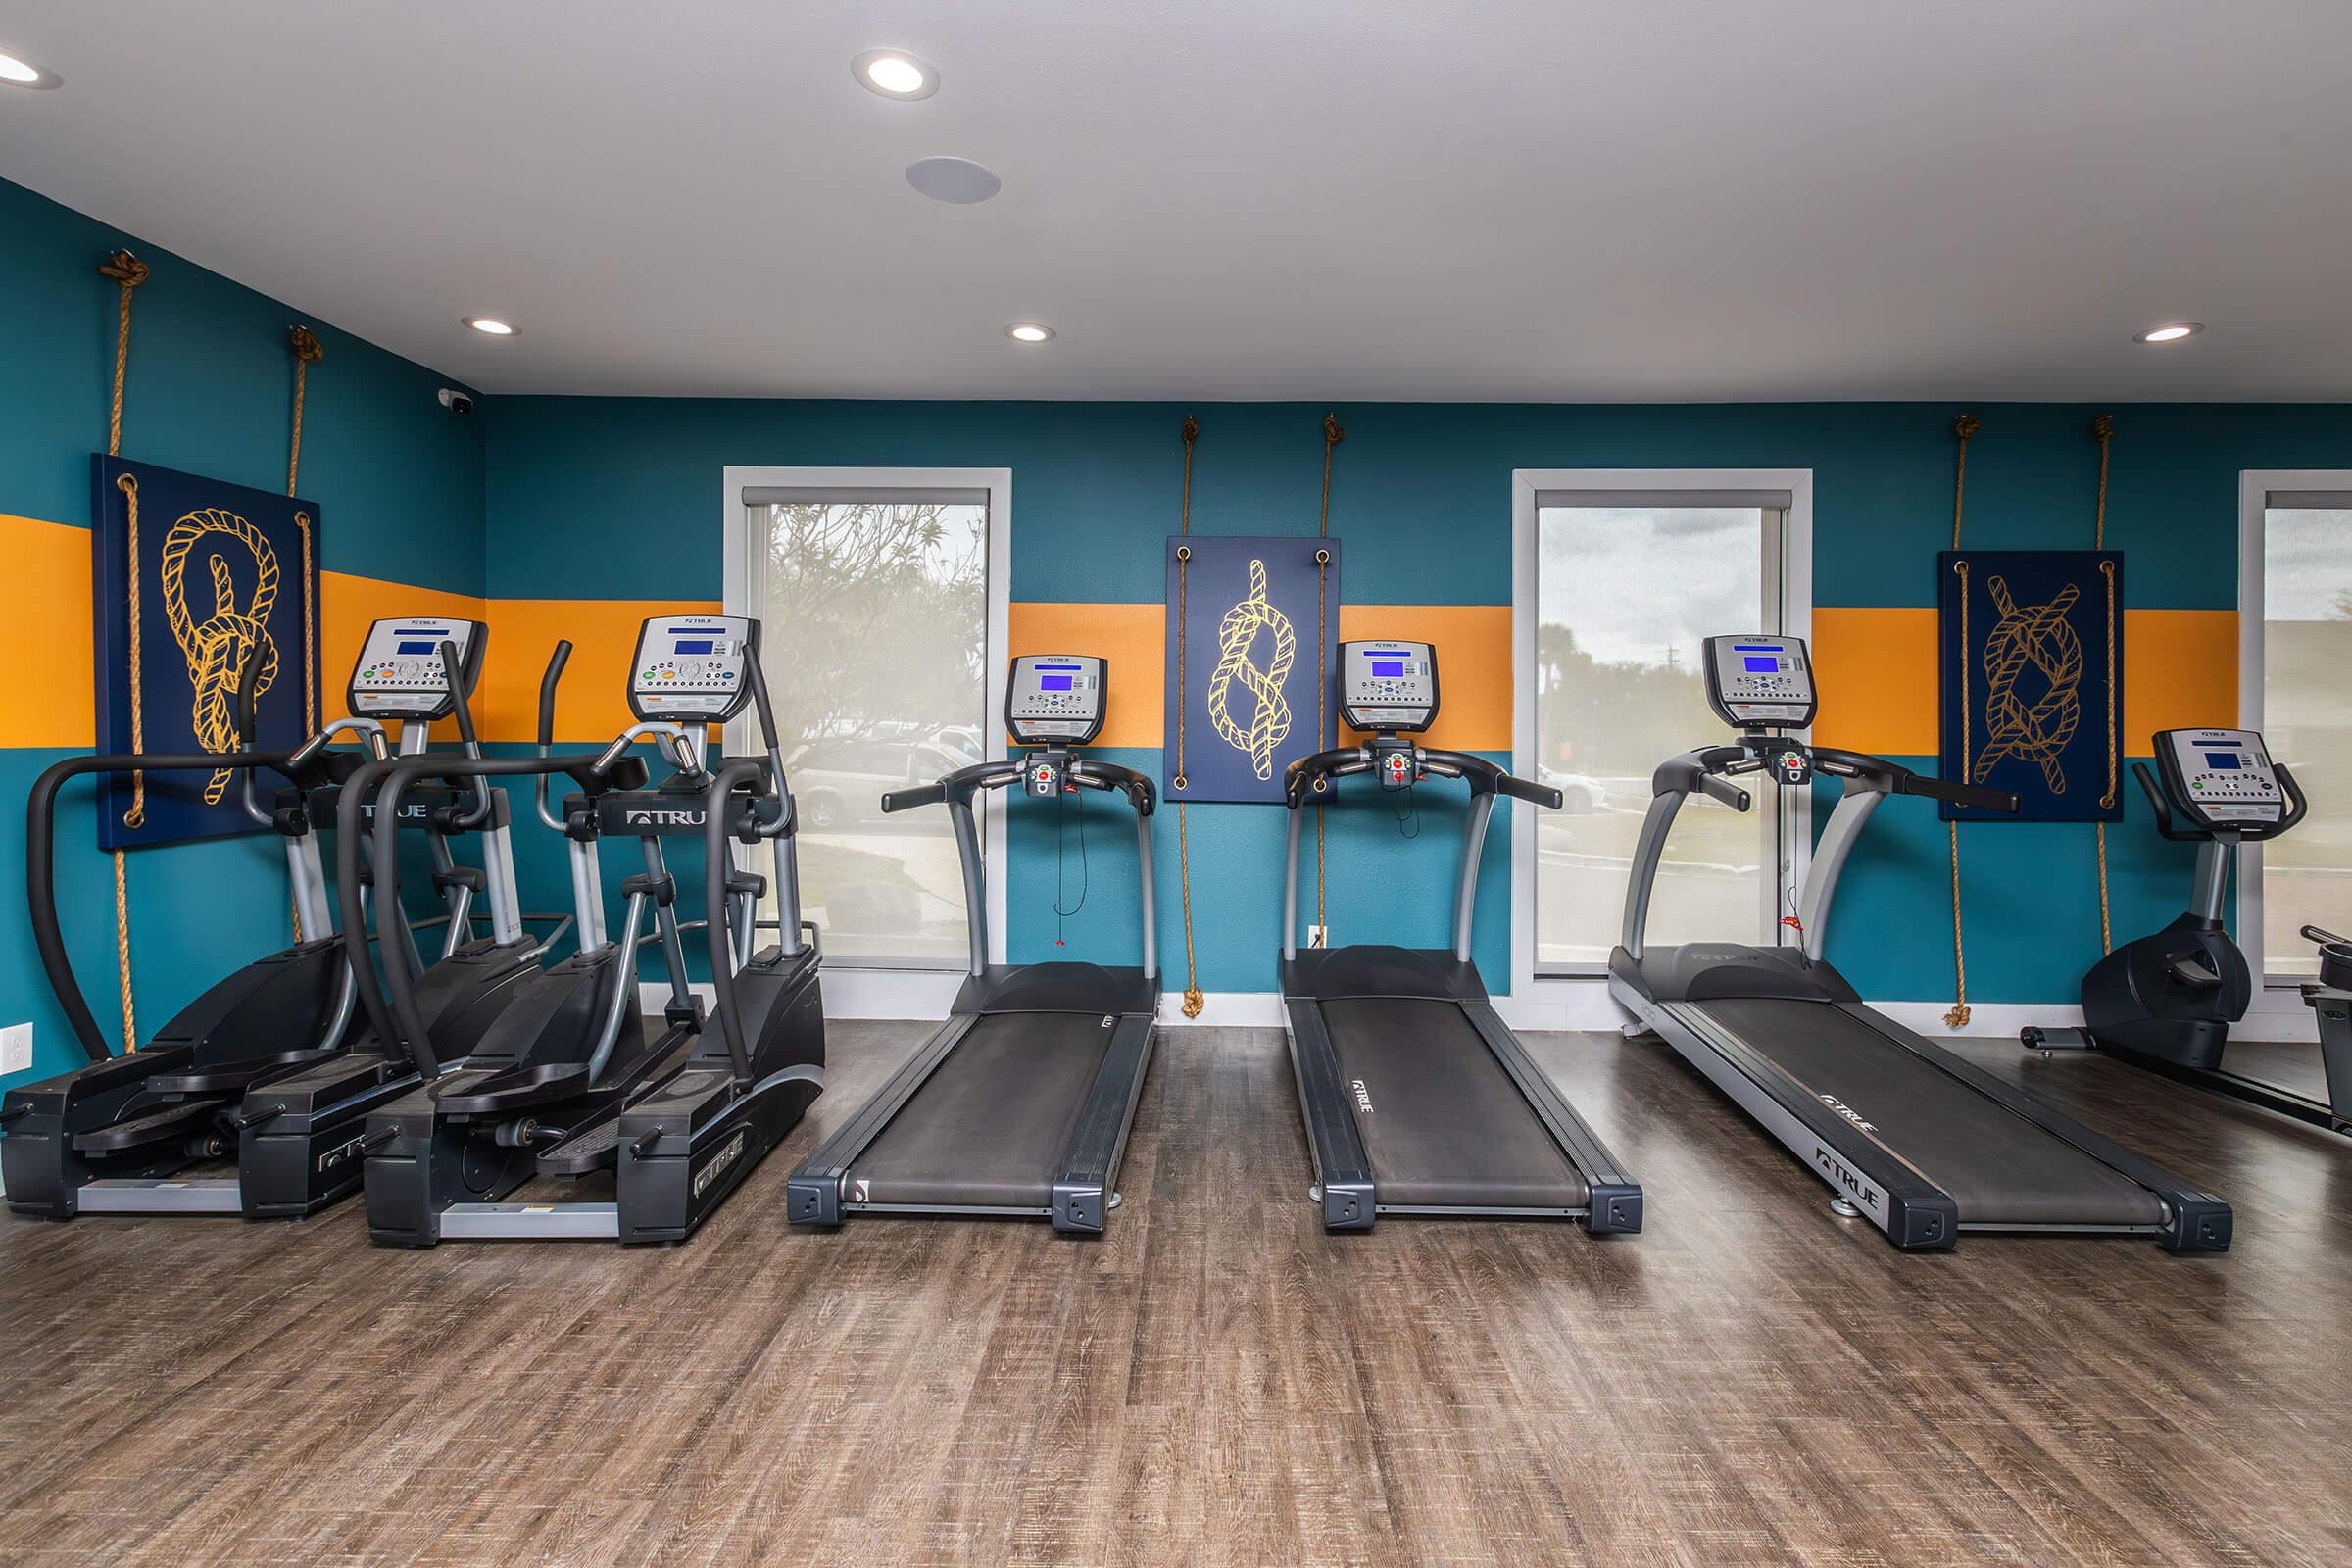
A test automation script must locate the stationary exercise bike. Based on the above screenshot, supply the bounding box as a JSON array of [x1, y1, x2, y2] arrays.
[[2026, 726, 2350, 1136]]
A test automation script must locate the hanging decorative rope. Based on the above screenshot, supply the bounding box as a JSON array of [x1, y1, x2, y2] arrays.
[[98, 250, 151, 1053], [1314, 413, 1343, 935], [1944, 412, 1981, 1029], [1171, 416, 1205, 1017], [2090, 413, 2120, 955]]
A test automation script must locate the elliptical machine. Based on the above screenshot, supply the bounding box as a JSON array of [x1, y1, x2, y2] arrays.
[[3, 617, 548, 1219], [356, 614, 823, 1245], [2026, 727, 2348, 1137]]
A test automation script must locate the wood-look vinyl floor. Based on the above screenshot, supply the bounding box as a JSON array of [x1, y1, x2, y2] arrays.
[[3, 1021, 2350, 1568]]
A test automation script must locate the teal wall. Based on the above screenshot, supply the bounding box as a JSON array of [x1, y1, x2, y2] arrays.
[[486, 396, 2351, 1003], [0, 177, 485, 1088], [5, 167, 2350, 1088]]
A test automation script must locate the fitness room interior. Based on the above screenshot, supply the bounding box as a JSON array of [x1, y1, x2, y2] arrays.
[[1, 7, 2349, 1567]]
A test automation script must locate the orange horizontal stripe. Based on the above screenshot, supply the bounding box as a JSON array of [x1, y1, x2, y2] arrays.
[[2123, 610, 2237, 745], [1337, 605, 1510, 752], [0, 514, 96, 748], [1004, 602, 1515, 753], [1812, 605, 2239, 757], [1811, 607, 1939, 755], [1008, 602, 1166, 750], [320, 572, 490, 726], [476, 598, 723, 743]]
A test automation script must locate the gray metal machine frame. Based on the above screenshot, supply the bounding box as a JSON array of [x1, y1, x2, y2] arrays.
[[786, 757, 1159, 1233], [1278, 746, 1643, 1233], [1611, 742, 2233, 1250]]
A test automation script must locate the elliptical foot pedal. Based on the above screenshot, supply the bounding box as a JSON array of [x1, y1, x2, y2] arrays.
[[71, 1099, 225, 1154], [538, 1120, 623, 1175]]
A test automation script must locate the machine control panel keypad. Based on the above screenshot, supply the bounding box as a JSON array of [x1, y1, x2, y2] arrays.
[[627, 614, 757, 724], [349, 617, 485, 720], [2160, 728, 2284, 826], [1007, 655, 1107, 745], [1703, 635, 1818, 728], [1338, 641, 1438, 734]]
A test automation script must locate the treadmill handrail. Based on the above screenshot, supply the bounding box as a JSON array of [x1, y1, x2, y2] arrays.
[[881, 753, 1157, 981], [1812, 747, 2017, 813], [1280, 744, 1560, 962]]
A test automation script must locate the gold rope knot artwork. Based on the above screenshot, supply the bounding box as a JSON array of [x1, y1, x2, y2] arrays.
[[159, 508, 281, 804], [1205, 558, 1297, 780], [1975, 573, 2081, 793]]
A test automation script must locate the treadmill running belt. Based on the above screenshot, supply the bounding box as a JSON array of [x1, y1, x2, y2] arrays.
[[848, 1012, 1115, 1209], [1701, 998, 2165, 1228], [1320, 998, 1590, 1210]]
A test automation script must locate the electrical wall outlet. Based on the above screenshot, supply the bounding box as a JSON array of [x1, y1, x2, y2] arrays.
[[1307, 924, 1328, 950], [1, 1023, 30, 1076]]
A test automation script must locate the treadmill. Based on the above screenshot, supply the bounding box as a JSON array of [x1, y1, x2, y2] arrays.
[[786, 654, 1159, 1234], [1278, 640, 1642, 1233], [1610, 633, 2233, 1252]]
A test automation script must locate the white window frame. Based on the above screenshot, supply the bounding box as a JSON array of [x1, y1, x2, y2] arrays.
[[721, 466, 1011, 1020], [1505, 468, 1814, 1030], [2236, 470, 2352, 1032]]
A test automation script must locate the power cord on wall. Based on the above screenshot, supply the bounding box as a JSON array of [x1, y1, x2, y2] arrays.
[[1053, 779, 1090, 945]]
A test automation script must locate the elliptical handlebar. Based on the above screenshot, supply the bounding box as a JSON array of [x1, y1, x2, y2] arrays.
[[340, 747, 608, 1074], [534, 640, 574, 832], [438, 640, 495, 830], [701, 759, 768, 1095], [28, 748, 301, 1065]]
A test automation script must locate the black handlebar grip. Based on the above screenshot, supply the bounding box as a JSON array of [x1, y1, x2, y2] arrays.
[[538, 639, 572, 749], [881, 782, 948, 814], [1699, 773, 1752, 812], [235, 636, 268, 746], [742, 648, 781, 750], [1499, 774, 1565, 810], [1929, 776, 2019, 813], [440, 641, 481, 756]]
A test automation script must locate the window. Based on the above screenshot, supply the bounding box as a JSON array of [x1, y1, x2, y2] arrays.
[[1512, 473, 1811, 1004], [2246, 479, 2352, 982], [730, 475, 1004, 968]]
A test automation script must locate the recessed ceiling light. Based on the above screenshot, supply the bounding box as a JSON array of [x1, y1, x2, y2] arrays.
[[2134, 321, 2203, 344], [853, 49, 938, 101], [0, 48, 62, 89], [1005, 323, 1054, 344], [463, 317, 517, 337], [906, 157, 1001, 205]]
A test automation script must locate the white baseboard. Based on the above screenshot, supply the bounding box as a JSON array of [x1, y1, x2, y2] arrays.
[[649, 981, 2326, 1044], [1155, 991, 1287, 1028]]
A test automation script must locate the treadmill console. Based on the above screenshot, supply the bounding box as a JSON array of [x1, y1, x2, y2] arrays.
[[349, 616, 487, 721], [1007, 655, 1106, 746], [1337, 641, 1438, 734], [1702, 635, 1817, 729], [627, 614, 758, 724], [2154, 728, 2285, 829]]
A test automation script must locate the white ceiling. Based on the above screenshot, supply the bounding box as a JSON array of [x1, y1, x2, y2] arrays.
[[5, 2, 2349, 402]]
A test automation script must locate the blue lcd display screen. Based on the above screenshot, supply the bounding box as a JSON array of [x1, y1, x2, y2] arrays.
[[673, 639, 715, 656], [1371, 661, 1405, 677], [1040, 675, 1073, 692], [2206, 753, 2242, 769], [397, 641, 436, 656], [1743, 656, 1780, 673]]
